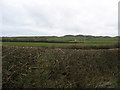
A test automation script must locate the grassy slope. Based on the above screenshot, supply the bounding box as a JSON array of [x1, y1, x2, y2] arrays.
[[2, 46, 120, 88], [47, 37, 118, 41], [2, 36, 118, 42]]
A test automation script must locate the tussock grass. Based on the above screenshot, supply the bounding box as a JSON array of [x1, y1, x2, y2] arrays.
[[2, 46, 120, 88]]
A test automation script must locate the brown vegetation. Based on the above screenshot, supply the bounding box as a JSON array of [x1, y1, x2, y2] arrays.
[[2, 46, 120, 88]]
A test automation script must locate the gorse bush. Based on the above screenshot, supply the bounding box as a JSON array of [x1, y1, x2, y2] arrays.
[[2, 46, 120, 88]]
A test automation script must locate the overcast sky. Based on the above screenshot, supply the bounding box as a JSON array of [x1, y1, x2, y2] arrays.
[[0, 0, 119, 37]]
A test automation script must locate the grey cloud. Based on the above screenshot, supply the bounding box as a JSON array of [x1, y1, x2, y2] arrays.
[[1, 0, 119, 37]]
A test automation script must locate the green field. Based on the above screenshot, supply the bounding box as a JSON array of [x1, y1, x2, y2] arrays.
[[2, 37, 119, 49], [2, 41, 119, 49], [2, 36, 119, 49], [2, 36, 119, 42], [2, 42, 70, 47]]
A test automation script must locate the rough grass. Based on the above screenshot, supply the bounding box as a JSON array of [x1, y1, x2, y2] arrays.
[[114, 77, 120, 88], [2, 46, 120, 88]]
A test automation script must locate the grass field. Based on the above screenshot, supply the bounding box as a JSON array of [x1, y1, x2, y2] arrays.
[[2, 41, 119, 49], [47, 36, 118, 42], [2, 36, 120, 88], [2, 36, 119, 49], [2, 46, 120, 88], [2, 42, 70, 47], [2, 36, 119, 42]]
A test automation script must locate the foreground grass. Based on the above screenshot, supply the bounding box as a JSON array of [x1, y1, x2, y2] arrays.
[[2, 46, 120, 88], [115, 77, 120, 88]]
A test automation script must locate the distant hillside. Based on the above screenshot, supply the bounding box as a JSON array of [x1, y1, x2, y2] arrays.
[[63, 34, 113, 38]]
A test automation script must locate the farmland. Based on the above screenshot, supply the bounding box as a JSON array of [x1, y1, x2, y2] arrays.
[[2, 35, 119, 43], [2, 35, 120, 88], [2, 35, 119, 49]]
